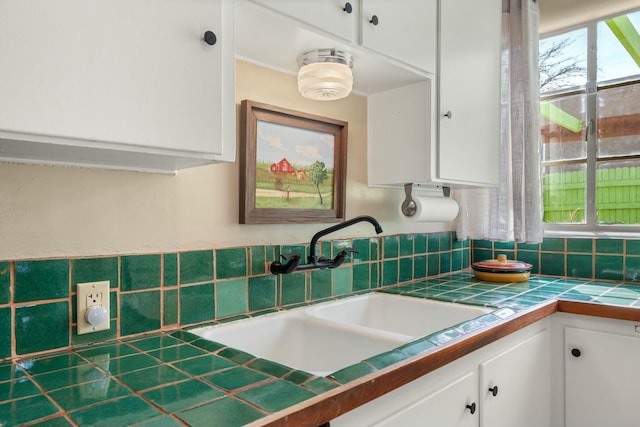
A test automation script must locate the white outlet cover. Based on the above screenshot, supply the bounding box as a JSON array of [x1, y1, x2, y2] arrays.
[[77, 280, 110, 335]]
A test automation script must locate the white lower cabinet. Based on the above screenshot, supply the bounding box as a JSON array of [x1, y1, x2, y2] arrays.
[[332, 320, 550, 427], [561, 316, 640, 427]]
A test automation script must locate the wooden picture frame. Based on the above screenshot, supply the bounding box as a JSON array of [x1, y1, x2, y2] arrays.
[[239, 100, 348, 224]]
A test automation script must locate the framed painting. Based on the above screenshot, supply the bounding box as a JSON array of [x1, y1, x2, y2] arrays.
[[239, 100, 348, 224]]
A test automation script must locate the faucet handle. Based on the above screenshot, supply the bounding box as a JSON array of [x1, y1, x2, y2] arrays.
[[280, 253, 301, 261]]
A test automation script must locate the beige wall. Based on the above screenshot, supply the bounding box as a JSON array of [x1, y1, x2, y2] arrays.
[[0, 60, 451, 260]]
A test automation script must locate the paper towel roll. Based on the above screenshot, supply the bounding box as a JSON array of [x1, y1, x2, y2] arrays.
[[400, 195, 459, 222]]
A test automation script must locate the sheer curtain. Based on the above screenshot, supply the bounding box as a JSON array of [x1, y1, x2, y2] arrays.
[[453, 0, 543, 243]]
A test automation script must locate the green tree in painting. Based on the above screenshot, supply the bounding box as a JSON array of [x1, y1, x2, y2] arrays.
[[308, 161, 328, 205]]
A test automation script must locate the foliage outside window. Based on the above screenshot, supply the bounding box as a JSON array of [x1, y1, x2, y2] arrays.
[[540, 9, 640, 232]]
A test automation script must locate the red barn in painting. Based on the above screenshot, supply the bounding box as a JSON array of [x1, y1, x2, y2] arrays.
[[270, 158, 294, 173]]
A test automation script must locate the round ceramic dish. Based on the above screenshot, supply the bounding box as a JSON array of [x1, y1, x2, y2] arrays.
[[472, 254, 532, 283]]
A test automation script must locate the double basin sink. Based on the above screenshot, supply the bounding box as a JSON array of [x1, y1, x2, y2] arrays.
[[190, 293, 491, 376]]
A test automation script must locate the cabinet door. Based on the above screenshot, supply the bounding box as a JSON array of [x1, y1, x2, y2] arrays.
[[479, 329, 551, 427], [373, 372, 477, 427], [0, 0, 228, 157], [248, 0, 356, 42], [437, 0, 501, 186], [565, 327, 640, 427], [361, 0, 437, 72]]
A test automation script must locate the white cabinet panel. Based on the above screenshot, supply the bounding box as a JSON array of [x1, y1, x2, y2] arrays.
[[0, 0, 234, 172], [565, 326, 640, 427]]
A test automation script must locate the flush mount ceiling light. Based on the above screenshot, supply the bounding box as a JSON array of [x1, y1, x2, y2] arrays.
[[297, 49, 353, 101]]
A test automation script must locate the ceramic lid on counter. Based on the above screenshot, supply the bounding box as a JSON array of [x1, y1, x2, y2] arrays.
[[472, 254, 532, 273]]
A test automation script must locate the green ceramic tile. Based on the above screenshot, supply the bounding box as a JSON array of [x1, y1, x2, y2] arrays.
[[414, 234, 427, 254], [180, 283, 215, 325], [399, 234, 414, 256], [20, 353, 87, 375], [117, 365, 189, 391], [218, 347, 255, 364], [283, 370, 313, 385], [248, 358, 292, 378], [236, 379, 316, 413], [72, 320, 117, 347], [216, 279, 247, 318], [427, 254, 440, 276], [439, 232, 452, 251], [596, 239, 623, 254], [517, 241, 540, 250], [383, 235, 399, 259], [305, 377, 339, 393], [427, 328, 462, 345], [121, 254, 161, 291], [15, 301, 69, 355], [311, 269, 331, 300], [0, 394, 60, 425], [516, 251, 540, 274], [541, 238, 565, 252], [352, 264, 370, 292], [566, 254, 593, 279], [371, 262, 380, 288], [397, 339, 435, 356], [163, 253, 178, 287], [626, 240, 640, 255], [70, 395, 162, 426], [473, 239, 492, 249], [176, 396, 265, 427], [606, 285, 640, 299], [76, 342, 138, 360], [172, 354, 235, 376], [367, 350, 406, 369], [0, 262, 9, 304], [0, 308, 10, 358], [440, 252, 451, 274], [72, 257, 118, 289], [281, 272, 306, 305], [190, 338, 225, 353], [120, 290, 161, 336], [107, 354, 159, 375], [28, 415, 74, 427], [473, 248, 492, 263], [330, 362, 376, 384], [32, 364, 105, 391], [136, 416, 184, 427], [179, 250, 213, 284], [148, 344, 206, 363], [540, 253, 565, 276], [333, 266, 352, 295], [251, 246, 267, 275], [127, 335, 182, 351], [0, 362, 24, 382], [48, 379, 130, 412], [399, 257, 413, 282], [0, 377, 41, 400], [494, 241, 514, 250], [203, 366, 269, 391], [370, 238, 380, 261], [14, 259, 69, 303], [248, 275, 276, 311], [595, 255, 624, 280], [216, 248, 247, 280], [382, 259, 398, 286], [142, 379, 224, 413], [164, 288, 178, 326], [352, 238, 371, 262], [567, 238, 593, 253]]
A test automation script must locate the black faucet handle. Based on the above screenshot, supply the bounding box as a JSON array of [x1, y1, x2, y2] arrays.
[[280, 253, 301, 261], [342, 247, 359, 254]]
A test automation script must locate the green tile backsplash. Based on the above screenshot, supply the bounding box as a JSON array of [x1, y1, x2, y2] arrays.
[[1, 232, 467, 360]]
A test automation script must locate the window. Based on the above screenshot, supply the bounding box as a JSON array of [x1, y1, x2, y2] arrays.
[[540, 9, 640, 233]]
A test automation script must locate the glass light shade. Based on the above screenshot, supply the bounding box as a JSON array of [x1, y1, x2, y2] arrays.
[[297, 50, 353, 101]]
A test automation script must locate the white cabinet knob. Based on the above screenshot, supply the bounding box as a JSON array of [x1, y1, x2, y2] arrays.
[[85, 306, 108, 326]]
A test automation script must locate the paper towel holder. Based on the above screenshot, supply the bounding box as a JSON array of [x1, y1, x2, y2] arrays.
[[401, 183, 451, 217]]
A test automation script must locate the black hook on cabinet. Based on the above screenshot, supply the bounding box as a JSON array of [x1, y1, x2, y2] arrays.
[[343, 2, 352, 13], [203, 31, 217, 46]]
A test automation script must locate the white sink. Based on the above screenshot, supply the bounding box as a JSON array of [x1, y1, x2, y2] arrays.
[[190, 293, 491, 375], [307, 293, 492, 337]]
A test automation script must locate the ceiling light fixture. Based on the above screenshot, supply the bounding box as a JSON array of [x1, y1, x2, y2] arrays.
[[297, 49, 353, 101]]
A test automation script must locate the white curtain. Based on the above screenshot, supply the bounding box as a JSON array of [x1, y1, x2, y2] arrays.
[[453, 0, 543, 243]]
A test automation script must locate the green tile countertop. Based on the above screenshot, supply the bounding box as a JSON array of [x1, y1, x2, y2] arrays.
[[2, 272, 640, 426]]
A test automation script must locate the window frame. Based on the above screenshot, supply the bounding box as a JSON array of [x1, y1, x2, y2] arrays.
[[541, 7, 640, 238]]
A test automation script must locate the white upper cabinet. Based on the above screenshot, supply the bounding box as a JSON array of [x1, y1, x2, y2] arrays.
[[0, 0, 235, 173], [248, 0, 357, 43], [361, 0, 437, 73]]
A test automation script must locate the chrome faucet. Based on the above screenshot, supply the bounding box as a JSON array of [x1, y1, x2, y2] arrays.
[[269, 215, 383, 275]]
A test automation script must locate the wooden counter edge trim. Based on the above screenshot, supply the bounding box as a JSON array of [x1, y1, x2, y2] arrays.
[[557, 299, 640, 321], [251, 300, 558, 427]]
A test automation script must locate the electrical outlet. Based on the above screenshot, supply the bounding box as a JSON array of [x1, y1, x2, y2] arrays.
[[77, 281, 110, 335]]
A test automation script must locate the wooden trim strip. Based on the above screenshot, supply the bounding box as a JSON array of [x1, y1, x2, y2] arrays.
[[557, 299, 640, 321], [249, 300, 558, 427]]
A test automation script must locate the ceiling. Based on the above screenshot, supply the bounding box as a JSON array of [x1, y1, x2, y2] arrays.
[[539, 0, 640, 33]]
